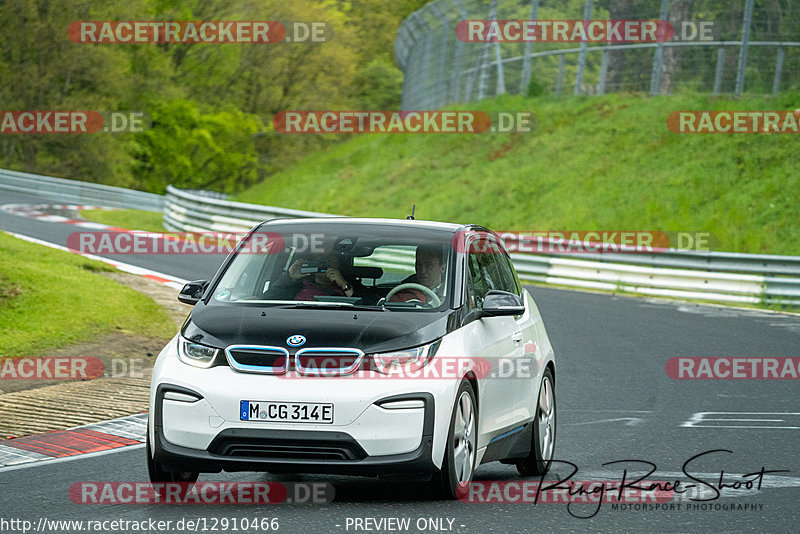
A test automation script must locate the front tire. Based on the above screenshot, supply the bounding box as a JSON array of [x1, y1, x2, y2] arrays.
[[517, 368, 556, 476], [431, 380, 477, 499], [146, 423, 199, 488]]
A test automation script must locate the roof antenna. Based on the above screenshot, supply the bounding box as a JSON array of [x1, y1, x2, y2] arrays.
[[406, 204, 416, 220]]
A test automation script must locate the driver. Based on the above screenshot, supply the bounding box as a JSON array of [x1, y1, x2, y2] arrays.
[[388, 245, 446, 304]]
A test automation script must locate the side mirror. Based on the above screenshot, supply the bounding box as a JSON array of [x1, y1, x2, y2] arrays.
[[480, 290, 525, 317], [178, 280, 209, 305]]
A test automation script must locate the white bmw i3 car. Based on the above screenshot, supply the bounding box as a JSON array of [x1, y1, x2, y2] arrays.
[[148, 218, 556, 498]]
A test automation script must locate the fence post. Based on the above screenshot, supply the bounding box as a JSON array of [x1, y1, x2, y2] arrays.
[[735, 0, 754, 96], [519, 0, 540, 94], [430, 4, 451, 108], [450, 0, 468, 103], [574, 0, 593, 95], [399, 18, 422, 110], [413, 13, 434, 109], [494, 40, 506, 95], [556, 54, 566, 96], [598, 50, 608, 95], [397, 26, 411, 110], [477, 0, 498, 100], [649, 0, 670, 95], [713, 46, 725, 95], [773, 47, 785, 95]]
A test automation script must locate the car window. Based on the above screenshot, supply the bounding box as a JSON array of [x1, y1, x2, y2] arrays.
[[465, 235, 519, 309], [495, 251, 521, 295], [210, 226, 453, 310], [353, 245, 416, 285]]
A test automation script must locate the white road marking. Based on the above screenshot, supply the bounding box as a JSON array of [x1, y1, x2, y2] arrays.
[[682, 412, 800, 429], [566, 417, 644, 427]]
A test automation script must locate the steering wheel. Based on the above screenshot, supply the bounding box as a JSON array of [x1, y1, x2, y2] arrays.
[[385, 283, 441, 307]]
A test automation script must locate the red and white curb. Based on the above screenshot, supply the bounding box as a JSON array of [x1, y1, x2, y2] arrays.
[[0, 413, 147, 469], [0, 203, 126, 231], [0, 206, 173, 470]]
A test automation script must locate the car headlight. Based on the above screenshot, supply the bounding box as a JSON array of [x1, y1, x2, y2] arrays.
[[177, 336, 220, 368], [372, 340, 441, 375]]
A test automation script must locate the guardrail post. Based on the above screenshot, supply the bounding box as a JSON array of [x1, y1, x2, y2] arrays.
[[519, 0, 540, 94], [574, 0, 593, 95], [649, 0, 670, 96], [713, 46, 725, 95], [735, 0, 754, 96], [772, 47, 785, 95]]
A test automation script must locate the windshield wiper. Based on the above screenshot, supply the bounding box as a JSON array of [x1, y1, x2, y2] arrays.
[[291, 302, 384, 311]]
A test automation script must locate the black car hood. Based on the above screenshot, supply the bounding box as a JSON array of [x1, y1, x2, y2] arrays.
[[182, 302, 460, 354]]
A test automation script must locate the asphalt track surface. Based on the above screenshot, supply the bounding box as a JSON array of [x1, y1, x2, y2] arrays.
[[1, 188, 799, 533]]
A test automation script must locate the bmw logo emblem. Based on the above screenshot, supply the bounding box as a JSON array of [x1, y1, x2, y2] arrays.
[[287, 334, 306, 347]]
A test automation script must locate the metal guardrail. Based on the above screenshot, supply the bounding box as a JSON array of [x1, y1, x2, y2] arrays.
[[164, 186, 800, 307], [511, 254, 800, 306], [163, 185, 338, 233], [0, 168, 164, 212]]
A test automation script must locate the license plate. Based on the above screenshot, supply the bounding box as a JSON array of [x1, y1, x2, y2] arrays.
[[240, 400, 333, 424]]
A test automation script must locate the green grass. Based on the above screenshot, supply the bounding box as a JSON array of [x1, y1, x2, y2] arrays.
[[237, 92, 800, 255], [81, 208, 166, 232], [0, 232, 175, 357]]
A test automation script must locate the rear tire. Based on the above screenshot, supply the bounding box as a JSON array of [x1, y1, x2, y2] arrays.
[[431, 380, 477, 499], [517, 368, 556, 476], [146, 423, 199, 489]]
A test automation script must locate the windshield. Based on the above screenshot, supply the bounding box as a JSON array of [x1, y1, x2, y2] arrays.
[[211, 222, 455, 311]]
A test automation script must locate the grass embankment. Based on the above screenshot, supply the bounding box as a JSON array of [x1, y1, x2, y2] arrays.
[[0, 232, 174, 357], [237, 92, 800, 255], [80, 208, 166, 232]]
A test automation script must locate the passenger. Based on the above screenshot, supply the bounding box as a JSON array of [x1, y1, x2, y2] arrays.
[[269, 252, 361, 301]]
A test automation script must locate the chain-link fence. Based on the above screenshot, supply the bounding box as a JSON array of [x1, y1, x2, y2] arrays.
[[395, 0, 800, 109]]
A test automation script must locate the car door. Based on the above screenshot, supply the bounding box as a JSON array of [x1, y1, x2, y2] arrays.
[[492, 250, 541, 421], [462, 236, 523, 442]]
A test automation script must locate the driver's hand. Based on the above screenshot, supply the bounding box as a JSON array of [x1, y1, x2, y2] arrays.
[[288, 260, 309, 281], [326, 268, 347, 288]]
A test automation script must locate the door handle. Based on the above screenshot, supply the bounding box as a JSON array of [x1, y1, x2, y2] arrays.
[[511, 331, 523, 342]]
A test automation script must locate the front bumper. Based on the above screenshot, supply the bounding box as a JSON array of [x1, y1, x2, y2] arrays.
[[152, 384, 436, 476], [149, 341, 456, 476]]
